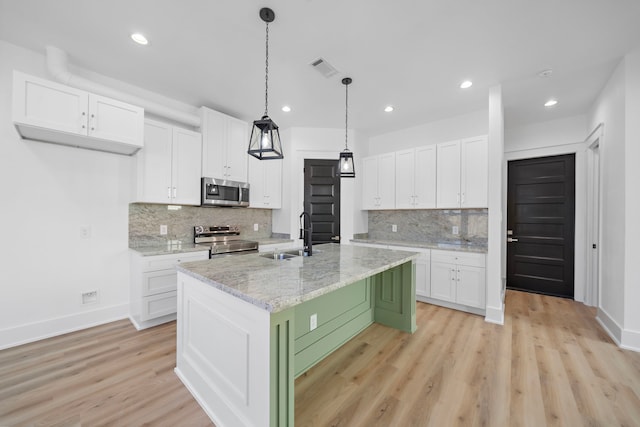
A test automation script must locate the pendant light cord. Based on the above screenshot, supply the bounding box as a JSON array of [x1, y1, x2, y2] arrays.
[[264, 22, 269, 117], [344, 81, 349, 150]]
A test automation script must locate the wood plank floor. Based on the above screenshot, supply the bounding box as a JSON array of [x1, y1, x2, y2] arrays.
[[1, 290, 639, 426]]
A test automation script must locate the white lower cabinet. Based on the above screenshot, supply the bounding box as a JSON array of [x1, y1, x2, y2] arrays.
[[130, 250, 209, 330], [430, 249, 486, 310]]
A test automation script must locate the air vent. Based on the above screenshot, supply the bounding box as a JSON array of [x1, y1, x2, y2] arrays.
[[310, 57, 338, 78]]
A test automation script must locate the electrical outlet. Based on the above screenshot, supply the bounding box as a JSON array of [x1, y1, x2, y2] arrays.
[[80, 226, 91, 239], [310, 313, 318, 331], [392, 224, 397, 232], [81, 290, 98, 305], [452, 226, 459, 235], [254, 223, 259, 231], [160, 225, 168, 235]]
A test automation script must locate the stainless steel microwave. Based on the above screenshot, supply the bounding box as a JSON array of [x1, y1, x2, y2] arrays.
[[201, 177, 250, 207]]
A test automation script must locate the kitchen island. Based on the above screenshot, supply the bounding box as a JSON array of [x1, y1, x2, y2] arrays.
[[175, 243, 418, 427]]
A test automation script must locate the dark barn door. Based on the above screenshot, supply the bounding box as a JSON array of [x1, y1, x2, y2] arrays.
[[304, 159, 341, 244], [507, 154, 575, 298]]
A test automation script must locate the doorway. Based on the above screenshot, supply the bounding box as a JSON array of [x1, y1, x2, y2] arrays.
[[303, 159, 341, 244], [506, 154, 576, 298]]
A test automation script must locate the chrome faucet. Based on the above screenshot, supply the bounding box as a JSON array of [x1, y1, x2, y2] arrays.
[[299, 211, 312, 256]]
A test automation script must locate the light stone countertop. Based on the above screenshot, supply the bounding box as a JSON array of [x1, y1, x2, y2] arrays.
[[350, 238, 488, 254], [256, 238, 295, 246], [176, 243, 419, 313], [129, 242, 211, 257]]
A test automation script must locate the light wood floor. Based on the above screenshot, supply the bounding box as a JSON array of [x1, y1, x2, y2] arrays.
[[1, 290, 639, 426]]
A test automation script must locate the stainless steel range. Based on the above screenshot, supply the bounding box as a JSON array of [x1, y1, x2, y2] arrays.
[[194, 225, 259, 258]]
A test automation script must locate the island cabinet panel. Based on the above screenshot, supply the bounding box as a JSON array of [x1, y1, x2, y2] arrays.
[[176, 273, 271, 427], [372, 261, 417, 333], [293, 278, 374, 377]]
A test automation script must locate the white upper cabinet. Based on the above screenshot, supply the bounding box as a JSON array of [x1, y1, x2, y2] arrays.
[[133, 119, 202, 205], [436, 140, 462, 208], [436, 136, 488, 208], [248, 156, 282, 209], [362, 153, 395, 210], [460, 136, 488, 208], [200, 107, 248, 182], [395, 146, 436, 209], [12, 71, 143, 155]]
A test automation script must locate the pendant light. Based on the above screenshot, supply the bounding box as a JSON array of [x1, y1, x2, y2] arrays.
[[248, 7, 284, 160], [339, 77, 355, 178]]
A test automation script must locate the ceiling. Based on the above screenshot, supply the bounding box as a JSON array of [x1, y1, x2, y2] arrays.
[[1, 0, 639, 137]]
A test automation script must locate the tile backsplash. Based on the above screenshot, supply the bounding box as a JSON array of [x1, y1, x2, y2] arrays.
[[367, 209, 488, 245], [129, 203, 272, 247]]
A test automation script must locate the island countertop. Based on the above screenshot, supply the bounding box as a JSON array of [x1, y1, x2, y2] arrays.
[[176, 243, 419, 313]]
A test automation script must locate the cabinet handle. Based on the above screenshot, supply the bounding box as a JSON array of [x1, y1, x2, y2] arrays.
[[461, 193, 465, 205], [167, 187, 171, 199], [457, 193, 460, 203], [173, 187, 177, 198]]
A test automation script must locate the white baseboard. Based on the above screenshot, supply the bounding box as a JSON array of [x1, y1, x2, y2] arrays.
[[621, 328, 640, 352], [0, 303, 129, 350], [596, 307, 622, 346], [484, 303, 505, 325]]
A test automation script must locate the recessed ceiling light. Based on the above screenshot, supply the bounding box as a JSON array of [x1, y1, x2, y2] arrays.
[[544, 99, 558, 107], [460, 80, 473, 89], [131, 33, 149, 45], [281, 105, 291, 112], [384, 105, 394, 113], [538, 69, 553, 78]]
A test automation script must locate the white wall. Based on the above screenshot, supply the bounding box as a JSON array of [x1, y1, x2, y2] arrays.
[[588, 59, 627, 343], [623, 49, 640, 349], [368, 109, 488, 155], [272, 126, 368, 243], [505, 115, 587, 152], [0, 42, 131, 348]]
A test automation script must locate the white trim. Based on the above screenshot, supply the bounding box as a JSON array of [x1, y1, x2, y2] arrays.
[[621, 329, 640, 353], [484, 303, 505, 325], [585, 123, 604, 307], [596, 306, 622, 346], [0, 303, 129, 350]]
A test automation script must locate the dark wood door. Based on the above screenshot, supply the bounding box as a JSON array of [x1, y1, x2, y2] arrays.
[[304, 159, 341, 244], [507, 154, 575, 298]]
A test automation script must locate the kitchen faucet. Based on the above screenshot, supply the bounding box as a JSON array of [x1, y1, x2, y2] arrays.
[[299, 211, 312, 256]]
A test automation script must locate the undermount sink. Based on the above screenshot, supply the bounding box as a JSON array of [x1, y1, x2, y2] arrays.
[[260, 252, 299, 260], [260, 248, 323, 260]]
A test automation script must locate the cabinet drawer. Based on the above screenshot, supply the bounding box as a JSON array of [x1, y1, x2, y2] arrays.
[[431, 250, 485, 267], [142, 269, 177, 296], [139, 251, 208, 272], [140, 291, 177, 321]]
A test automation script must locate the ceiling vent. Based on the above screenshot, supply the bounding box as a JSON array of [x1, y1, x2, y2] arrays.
[[310, 57, 338, 78]]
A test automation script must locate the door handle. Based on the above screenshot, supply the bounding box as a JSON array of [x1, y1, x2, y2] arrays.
[[331, 236, 340, 241], [507, 237, 519, 243]]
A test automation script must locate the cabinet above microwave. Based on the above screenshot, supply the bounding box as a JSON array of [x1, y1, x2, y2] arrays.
[[12, 71, 144, 155]]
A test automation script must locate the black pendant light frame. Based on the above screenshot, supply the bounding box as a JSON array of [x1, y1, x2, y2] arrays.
[[248, 7, 284, 160], [339, 77, 355, 178]]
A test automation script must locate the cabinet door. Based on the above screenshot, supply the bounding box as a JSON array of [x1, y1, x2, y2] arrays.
[[415, 254, 431, 297], [456, 265, 486, 308], [248, 156, 266, 207], [436, 140, 461, 208], [362, 156, 379, 209], [461, 136, 488, 208], [414, 145, 436, 208], [264, 159, 282, 208], [430, 261, 456, 302], [172, 127, 202, 205], [88, 94, 144, 147], [224, 116, 249, 182], [395, 149, 416, 209], [200, 107, 226, 178], [377, 153, 396, 209], [13, 71, 88, 135], [136, 120, 173, 203]]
